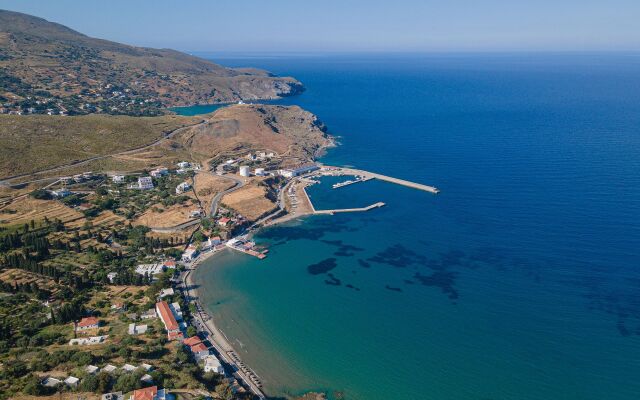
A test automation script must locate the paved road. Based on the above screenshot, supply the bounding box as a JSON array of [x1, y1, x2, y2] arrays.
[[208, 173, 245, 218]]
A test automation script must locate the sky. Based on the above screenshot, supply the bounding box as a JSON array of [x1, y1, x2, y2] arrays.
[[1, 0, 639, 52]]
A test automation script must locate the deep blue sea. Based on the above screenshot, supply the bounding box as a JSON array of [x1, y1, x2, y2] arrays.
[[187, 53, 640, 400]]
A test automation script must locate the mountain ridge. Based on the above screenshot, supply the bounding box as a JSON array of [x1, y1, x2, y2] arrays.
[[0, 9, 303, 116]]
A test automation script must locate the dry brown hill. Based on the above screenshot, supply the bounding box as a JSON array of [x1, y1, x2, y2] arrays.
[[182, 104, 334, 163], [0, 10, 303, 116]]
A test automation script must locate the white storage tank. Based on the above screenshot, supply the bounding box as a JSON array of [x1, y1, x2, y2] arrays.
[[254, 168, 265, 176], [239, 166, 251, 177]]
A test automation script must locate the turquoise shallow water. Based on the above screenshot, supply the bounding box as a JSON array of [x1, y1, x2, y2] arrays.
[[189, 54, 640, 400]]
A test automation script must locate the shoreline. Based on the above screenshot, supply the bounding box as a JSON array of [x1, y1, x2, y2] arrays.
[[184, 247, 267, 398]]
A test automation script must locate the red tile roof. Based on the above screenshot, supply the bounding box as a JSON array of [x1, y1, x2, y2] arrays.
[[190, 342, 208, 353], [164, 260, 176, 267], [168, 331, 184, 341], [156, 301, 178, 331], [183, 336, 202, 346], [133, 386, 157, 400], [77, 317, 99, 328]]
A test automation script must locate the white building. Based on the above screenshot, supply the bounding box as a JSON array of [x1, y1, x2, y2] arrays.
[[204, 355, 225, 374], [86, 365, 100, 375], [107, 272, 118, 283], [42, 377, 62, 388], [112, 175, 125, 183], [181, 245, 199, 263], [64, 376, 79, 388], [150, 167, 169, 178], [137, 176, 154, 190], [177, 161, 190, 169], [121, 364, 137, 373], [279, 164, 319, 178], [135, 263, 166, 277], [159, 288, 175, 298], [176, 182, 191, 194], [254, 168, 266, 176], [139, 309, 157, 320], [101, 392, 123, 400], [239, 165, 250, 177], [128, 323, 148, 335], [51, 188, 71, 198], [102, 364, 118, 374]]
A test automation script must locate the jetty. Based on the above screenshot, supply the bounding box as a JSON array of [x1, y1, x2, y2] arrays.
[[337, 167, 439, 194], [314, 202, 385, 215]]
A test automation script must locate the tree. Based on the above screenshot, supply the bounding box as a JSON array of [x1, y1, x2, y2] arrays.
[[79, 374, 99, 392], [186, 326, 197, 338]]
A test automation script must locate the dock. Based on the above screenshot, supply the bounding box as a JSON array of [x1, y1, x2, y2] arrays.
[[325, 166, 439, 194], [314, 201, 385, 215], [226, 238, 268, 259], [332, 176, 372, 189]]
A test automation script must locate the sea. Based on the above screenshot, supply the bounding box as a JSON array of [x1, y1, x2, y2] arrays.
[[180, 53, 640, 400]]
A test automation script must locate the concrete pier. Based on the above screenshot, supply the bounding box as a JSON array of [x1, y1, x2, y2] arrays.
[[314, 202, 385, 215], [326, 166, 439, 194]]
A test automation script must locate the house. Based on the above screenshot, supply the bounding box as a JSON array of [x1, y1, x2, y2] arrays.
[[190, 342, 210, 360], [189, 209, 203, 218], [140, 363, 154, 372], [111, 302, 125, 312], [85, 365, 100, 375], [156, 301, 181, 340], [163, 260, 176, 269], [150, 167, 169, 178], [140, 308, 157, 320], [64, 376, 80, 387], [138, 176, 154, 190], [135, 263, 165, 276], [51, 188, 71, 198], [177, 161, 190, 169], [102, 364, 118, 374], [181, 245, 199, 263], [176, 168, 187, 175], [175, 182, 191, 194], [159, 288, 174, 298], [107, 272, 118, 283], [140, 374, 154, 384], [76, 316, 99, 331], [208, 236, 221, 246], [217, 217, 231, 227], [42, 377, 62, 388], [182, 336, 202, 347], [204, 355, 225, 375], [102, 392, 124, 400], [122, 364, 137, 373], [131, 386, 167, 400], [128, 323, 148, 335], [112, 175, 125, 183], [69, 335, 108, 345]]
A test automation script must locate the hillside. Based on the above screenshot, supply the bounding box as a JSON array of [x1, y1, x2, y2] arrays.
[[182, 104, 334, 163], [0, 104, 333, 180], [0, 10, 303, 116], [0, 114, 198, 178]]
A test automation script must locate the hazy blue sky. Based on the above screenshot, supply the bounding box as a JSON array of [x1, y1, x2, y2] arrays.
[[1, 0, 639, 52]]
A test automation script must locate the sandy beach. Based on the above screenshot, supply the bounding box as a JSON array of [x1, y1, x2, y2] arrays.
[[184, 248, 266, 398]]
